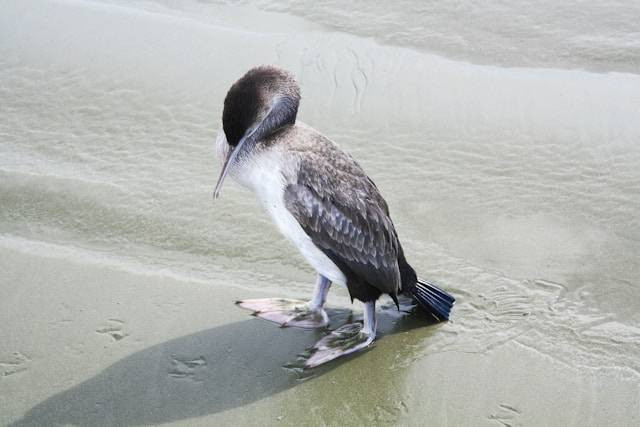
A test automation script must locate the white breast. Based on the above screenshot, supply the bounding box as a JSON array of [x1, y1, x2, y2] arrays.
[[216, 132, 347, 285]]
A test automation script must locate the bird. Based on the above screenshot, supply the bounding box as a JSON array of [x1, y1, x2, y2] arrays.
[[214, 65, 455, 368]]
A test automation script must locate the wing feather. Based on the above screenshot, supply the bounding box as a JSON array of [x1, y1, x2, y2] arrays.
[[284, 156, 400, 295]]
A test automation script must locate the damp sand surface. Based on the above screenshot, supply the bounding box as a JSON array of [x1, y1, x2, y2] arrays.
[[1, 1, 640, 425]]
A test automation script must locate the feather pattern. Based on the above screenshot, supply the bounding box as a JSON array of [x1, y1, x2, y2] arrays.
[[282, 130, 401, 298]]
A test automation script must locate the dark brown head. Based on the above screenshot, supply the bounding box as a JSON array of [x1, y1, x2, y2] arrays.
[[222, 66, 300, 147], [214, 66, 300, 199]]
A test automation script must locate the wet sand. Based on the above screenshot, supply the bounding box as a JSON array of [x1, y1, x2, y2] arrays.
[[3, 247, 638, 426], [1, 0, 640, 425]]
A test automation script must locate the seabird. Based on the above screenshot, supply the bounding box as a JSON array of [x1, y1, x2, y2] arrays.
[[214, 65, 455, 367]]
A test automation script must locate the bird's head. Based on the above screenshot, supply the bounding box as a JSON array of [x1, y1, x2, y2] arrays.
[[214, 66, 300, 199]]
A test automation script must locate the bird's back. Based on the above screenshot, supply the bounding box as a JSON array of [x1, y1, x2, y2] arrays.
[[272, 123, 407, 301], [271, 123, 388, 210]]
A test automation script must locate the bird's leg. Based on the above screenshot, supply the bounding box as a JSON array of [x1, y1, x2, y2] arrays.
[[304, 300, 377, 368], [308, 274, 331, 311], [236, 275, 331, 329]]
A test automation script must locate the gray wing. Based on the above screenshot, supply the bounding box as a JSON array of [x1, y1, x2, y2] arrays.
[[283, 155, 401, 296]]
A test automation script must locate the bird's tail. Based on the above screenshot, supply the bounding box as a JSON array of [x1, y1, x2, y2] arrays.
[[406, 279, 455, 321]]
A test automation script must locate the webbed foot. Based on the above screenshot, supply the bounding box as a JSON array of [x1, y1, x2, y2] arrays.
[[236, 298, 329, 329], [304, 322, 375, 368]]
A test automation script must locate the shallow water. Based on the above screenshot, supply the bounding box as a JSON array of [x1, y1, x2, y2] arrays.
[[1, 0, 640, 425], [225, 0, 640, 73]]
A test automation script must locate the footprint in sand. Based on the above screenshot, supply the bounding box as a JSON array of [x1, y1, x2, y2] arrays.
[[488, 403, 522, 427], [0, 351, 31, 377], [96, 319, 129, 342], [168, 355, 208, 382]]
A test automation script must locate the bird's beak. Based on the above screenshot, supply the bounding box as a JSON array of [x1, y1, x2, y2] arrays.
[[214, 95, 290, 200], [213, 135, 249, 200]]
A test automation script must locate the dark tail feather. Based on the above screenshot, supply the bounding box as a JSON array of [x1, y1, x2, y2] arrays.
[[410, 279, 455, 321]]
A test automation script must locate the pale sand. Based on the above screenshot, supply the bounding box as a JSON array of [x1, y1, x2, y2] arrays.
[[1, 0, 639, 426], [2, 247, 638, 426]]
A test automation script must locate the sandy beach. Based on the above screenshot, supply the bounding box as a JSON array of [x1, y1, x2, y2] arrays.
[[1, 0, 639, 425]]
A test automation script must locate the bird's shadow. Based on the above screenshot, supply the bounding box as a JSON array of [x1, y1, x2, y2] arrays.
[[13, 304, 434, 427]]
